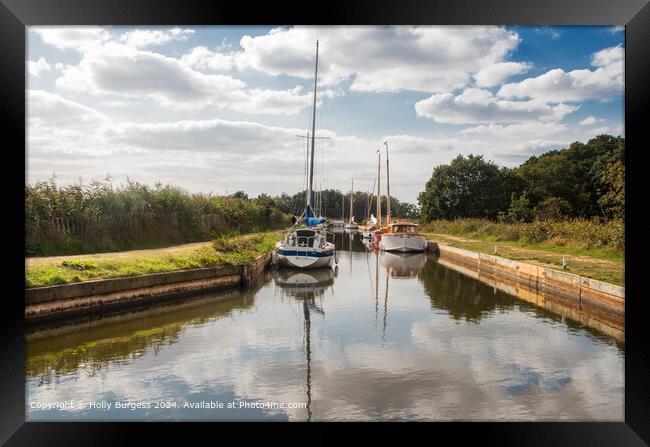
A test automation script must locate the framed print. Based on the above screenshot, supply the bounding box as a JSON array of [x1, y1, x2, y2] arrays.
[[1, 0, 649, 444]]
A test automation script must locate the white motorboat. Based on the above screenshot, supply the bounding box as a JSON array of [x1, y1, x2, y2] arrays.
[[377, 221, 428, 253]]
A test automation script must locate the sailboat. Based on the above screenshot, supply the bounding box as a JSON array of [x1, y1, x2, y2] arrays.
[[363, 149, 384, 240], [344, 177, 359, 229], [377, 141, 428, 253], [273, 41, 338, 269]]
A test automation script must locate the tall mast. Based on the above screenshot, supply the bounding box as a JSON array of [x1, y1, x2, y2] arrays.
[[385, 141, 391, 223], [349, 178, 354, 222], [377, 150, 382, 228], [307, 40, 319, 209], [367, 178, 376, 222]]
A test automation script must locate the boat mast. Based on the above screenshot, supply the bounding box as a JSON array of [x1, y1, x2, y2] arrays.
[[307, 40, 319, 209], [377, 149, 382, 228], [349, 178, 354, 222], [385, 141, 391, 223], [367, 178, 376, 222]]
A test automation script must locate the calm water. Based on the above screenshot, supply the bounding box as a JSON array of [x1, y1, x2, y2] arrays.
[[26, 231, 624, 421]]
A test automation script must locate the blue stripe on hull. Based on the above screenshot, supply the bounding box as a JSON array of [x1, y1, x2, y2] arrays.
[[276, 250, 334, 258]]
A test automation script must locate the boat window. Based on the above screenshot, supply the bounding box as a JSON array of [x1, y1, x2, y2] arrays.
[[393, 225, 417, 233]]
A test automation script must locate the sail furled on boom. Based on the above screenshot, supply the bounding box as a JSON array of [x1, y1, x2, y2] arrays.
[[304, 204, 326, 227]]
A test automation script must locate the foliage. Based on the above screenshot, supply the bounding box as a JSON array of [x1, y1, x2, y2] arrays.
[[506, 192, 535, 223], [418, 135, 625, 222], [26, 178, 290, 256], [536, 197, 572, 221], [418, 155, 515, 221], [421, 218, 624, 254]]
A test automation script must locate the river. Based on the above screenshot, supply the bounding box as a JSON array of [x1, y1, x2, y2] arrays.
[[25, 230, 624, 421]]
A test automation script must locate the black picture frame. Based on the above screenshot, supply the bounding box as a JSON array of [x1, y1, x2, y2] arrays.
[[1, 0, 648, 444]]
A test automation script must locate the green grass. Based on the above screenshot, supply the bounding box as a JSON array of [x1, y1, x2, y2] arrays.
[[26, 231, 281, 288], [422, 230, 624, 286]]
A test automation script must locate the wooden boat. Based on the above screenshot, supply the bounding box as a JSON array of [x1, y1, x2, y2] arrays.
[[377, 221, 428, 252]]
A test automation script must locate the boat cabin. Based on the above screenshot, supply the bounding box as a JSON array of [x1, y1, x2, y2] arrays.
[[386, 221, 419, 234], [284, 229, 326, 248]]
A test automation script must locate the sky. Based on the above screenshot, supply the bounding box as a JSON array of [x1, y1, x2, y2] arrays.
[[26, 25, 624, 203]]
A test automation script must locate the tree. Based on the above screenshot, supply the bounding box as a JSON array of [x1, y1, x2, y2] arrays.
[[418, 154, 508, 221], [598, 160, 624, 218], [395, 202, 419, 220], [506, 192, 535, 223], [535, 196, 572, 221], [230, 191, 249, 200]]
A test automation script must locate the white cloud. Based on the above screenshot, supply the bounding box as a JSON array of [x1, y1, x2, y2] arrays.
[[473, 62, 531, 88], [608, 26, 624, 34], [579, 116, 604, 126], [180, 46, 236, 72], [27, 57, 51, 78], [459, 122, 567, 139], [238, 26, 523, 93], [28, 90, 105, 128], [55, 42, 313, 114], [105, 118, 303, 153], [31, 26, 111, 52], [497, 45, 624, 103], [415, 88, 577, 124], [534, 27, 561, 39], [119, 28, 195, 48]]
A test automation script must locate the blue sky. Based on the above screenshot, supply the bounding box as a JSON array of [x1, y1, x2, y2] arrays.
[[27, 26, 624, 203]]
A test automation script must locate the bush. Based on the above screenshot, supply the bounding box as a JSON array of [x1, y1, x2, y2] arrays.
[[26, 178, 290, 256], [536, 197, 572, 221], [506, 193, 535, 223], [421, 218, 623, 254]]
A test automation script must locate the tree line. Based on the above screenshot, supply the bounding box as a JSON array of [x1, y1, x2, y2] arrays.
[[418, 135, 624, 223]]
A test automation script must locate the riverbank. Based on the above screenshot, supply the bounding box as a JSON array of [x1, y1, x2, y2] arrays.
[[26, 231, 282, 288], [420, 231, 623, 286], [426, 241, 624, 341]]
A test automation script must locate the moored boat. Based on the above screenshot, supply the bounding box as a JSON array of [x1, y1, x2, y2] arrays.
[[344, 177, 359, 229], [377, 221, 428, 252], [273, 40, 338, 270]]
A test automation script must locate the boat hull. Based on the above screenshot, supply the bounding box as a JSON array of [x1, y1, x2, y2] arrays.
[[275, 249, 335, 269], [378, 234, 428, 252]]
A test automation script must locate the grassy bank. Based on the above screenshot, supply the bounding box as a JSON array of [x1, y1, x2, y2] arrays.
[[421, 218, 624, 285], [26, 231, 281, 288]]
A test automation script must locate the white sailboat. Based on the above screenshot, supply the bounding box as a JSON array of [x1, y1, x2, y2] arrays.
[[344, 177, 359, 229], [273, 41, 338, 270]]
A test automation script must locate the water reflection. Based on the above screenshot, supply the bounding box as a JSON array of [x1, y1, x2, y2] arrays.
[[273, 268, 335, 421], [380, 252, 427, 278], [417, 259, 516, 323], [26, 289, 254, 381], [26, 232, 624, 421]]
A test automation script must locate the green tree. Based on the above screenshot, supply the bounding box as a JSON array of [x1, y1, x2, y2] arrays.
[[506, 192, 535, 223], [418, 154, 508, 221]]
